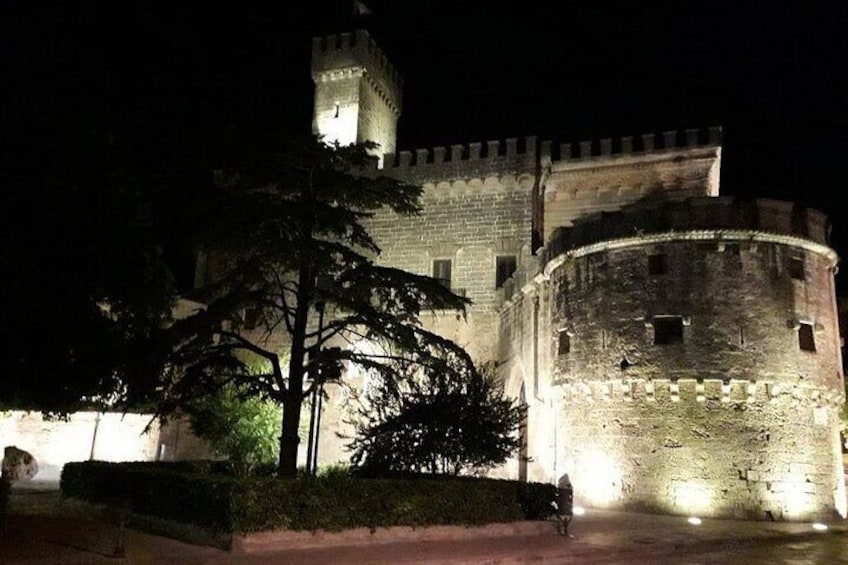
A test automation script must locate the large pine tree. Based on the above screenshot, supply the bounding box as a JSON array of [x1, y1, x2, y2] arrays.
[[151, 137, 477, 476]]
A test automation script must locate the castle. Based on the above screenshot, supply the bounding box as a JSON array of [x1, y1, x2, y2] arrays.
[[306, 29, 847, 521]]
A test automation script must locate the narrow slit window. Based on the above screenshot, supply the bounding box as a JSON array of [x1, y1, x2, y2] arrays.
[[244, 307, 261, 330], [648, 253, 668, 276], [433, 259, 452, 289], [495, 255, 517, 288], [653, 316, 683, 345], [798, 322, 816, 352], [333, 102, 340, 118], [789, 257, 805, 281], [558, 331, 571, 355]]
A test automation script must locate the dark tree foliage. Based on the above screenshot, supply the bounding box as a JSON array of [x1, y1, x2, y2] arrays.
[[146, 136, 477, 477], [0, 128, 177, 414], [347, 363, 523, 475]]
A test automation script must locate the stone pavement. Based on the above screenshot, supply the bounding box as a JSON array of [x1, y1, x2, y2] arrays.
[[2, 485, 847, 564]]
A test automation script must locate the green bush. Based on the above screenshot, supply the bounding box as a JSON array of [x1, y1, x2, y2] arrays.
[[60, 461, 555, 533], [61, 461, 235, 530], [229, 474, 556, 532], [186, 385, 281, 477]]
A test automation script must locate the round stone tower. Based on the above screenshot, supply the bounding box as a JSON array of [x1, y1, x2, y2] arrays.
[[546, 197, 845, 520]]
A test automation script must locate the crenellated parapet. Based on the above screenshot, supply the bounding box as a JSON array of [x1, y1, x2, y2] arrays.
[[547, 126, 722, 164], [381, 136, 539, 183], [559, 378, 844, 407], [312, 29, 403, 115], [381, 126, 722, 180], [546, 196, 832, 262]]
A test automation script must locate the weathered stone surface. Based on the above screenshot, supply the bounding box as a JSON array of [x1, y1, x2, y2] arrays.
[[2, 445, 39, 481], [192, 29, 847, 525], [499, 199, 844, 520]]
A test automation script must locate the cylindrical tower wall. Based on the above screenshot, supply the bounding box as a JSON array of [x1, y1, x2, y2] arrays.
[[548, 199, 844, 521]]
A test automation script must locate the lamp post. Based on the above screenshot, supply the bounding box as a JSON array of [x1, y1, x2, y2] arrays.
[[305, 291, 326, 476]]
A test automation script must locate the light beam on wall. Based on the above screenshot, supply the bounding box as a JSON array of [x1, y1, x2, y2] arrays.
[[673, 481, 714, 516], [575, 450, 621, 507]]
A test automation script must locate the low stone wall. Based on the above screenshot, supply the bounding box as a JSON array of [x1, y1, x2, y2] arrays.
[[0, 411, 210, 481], [230, 521, 557, 554]]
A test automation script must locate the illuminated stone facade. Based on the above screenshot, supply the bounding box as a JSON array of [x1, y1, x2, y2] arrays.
[[0, 411, 210, 481], [310, 30, 846, 521]]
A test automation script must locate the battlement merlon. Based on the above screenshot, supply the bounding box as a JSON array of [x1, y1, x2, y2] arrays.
[[550, 126, 722, 169], [312, 30, 403, 116], [380, 136, 540, 183], [379, 126, 721, 182], [545, 196, 834, 263]]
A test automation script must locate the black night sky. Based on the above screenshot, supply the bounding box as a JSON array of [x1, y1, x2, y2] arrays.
[[4, 1, 848, 289]]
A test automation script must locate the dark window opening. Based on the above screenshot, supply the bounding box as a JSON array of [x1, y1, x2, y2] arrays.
[[725, 243, 740, 255], [244, 307, 261, 330], [648, 253, 668, 276], [333, 102, 340, 118], [653, 316, 683, 345], [433, 259, 452, 289], [495, 255, 517, 288], [789, 257, 805, 281], [558, 331, 571, 355], [798, 323, 816, 352]]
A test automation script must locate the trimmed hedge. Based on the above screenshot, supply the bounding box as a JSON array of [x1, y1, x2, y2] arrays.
[[61, 461, 235, 530], [61, 461, 555, 533], [0, 476, 9, 518]]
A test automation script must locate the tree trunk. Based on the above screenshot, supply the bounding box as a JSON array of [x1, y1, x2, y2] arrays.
[[277, 257, 313, 477], [278, 390, 303, 477], [278, 187, 316, 477]]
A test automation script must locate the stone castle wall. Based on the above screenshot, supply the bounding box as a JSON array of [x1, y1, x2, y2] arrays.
[[543, 130, 722, 242], [559, 380, 844, 520], [365, 174, 535, 361], [0, 411, 211, 481], [312, 30, 402, 158], [498, 197, 844, 520]]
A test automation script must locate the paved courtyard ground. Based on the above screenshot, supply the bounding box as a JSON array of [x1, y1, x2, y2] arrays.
[[3, 483, 848, 563]]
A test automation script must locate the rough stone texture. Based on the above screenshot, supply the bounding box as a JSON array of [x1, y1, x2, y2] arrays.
[[364, 176, 535, 361], [2, 445, 39, 480], [312, 30, 402, 161], [184, 31, 848, 524], [543, 145, 722, 242], [497, 197, 844, 520]]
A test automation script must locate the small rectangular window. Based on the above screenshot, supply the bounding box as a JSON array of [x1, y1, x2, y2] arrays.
[[433, 259, 452, 289], [798, 322, 816, 352], [789, 257, 805, 281], [558, 331, 571, 355], [653, 316, 683, 345], [495, 255, 517, 288], [648, 253, 668, 276], [244, 307, 261, 330]]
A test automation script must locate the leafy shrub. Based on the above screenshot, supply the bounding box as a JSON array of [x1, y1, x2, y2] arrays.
[[316, 463, 351, 479], [348, 363, 524, 475], [231, 474, 555, 532], [60, 461, 555, 533], [186, 385, 281, 477]]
